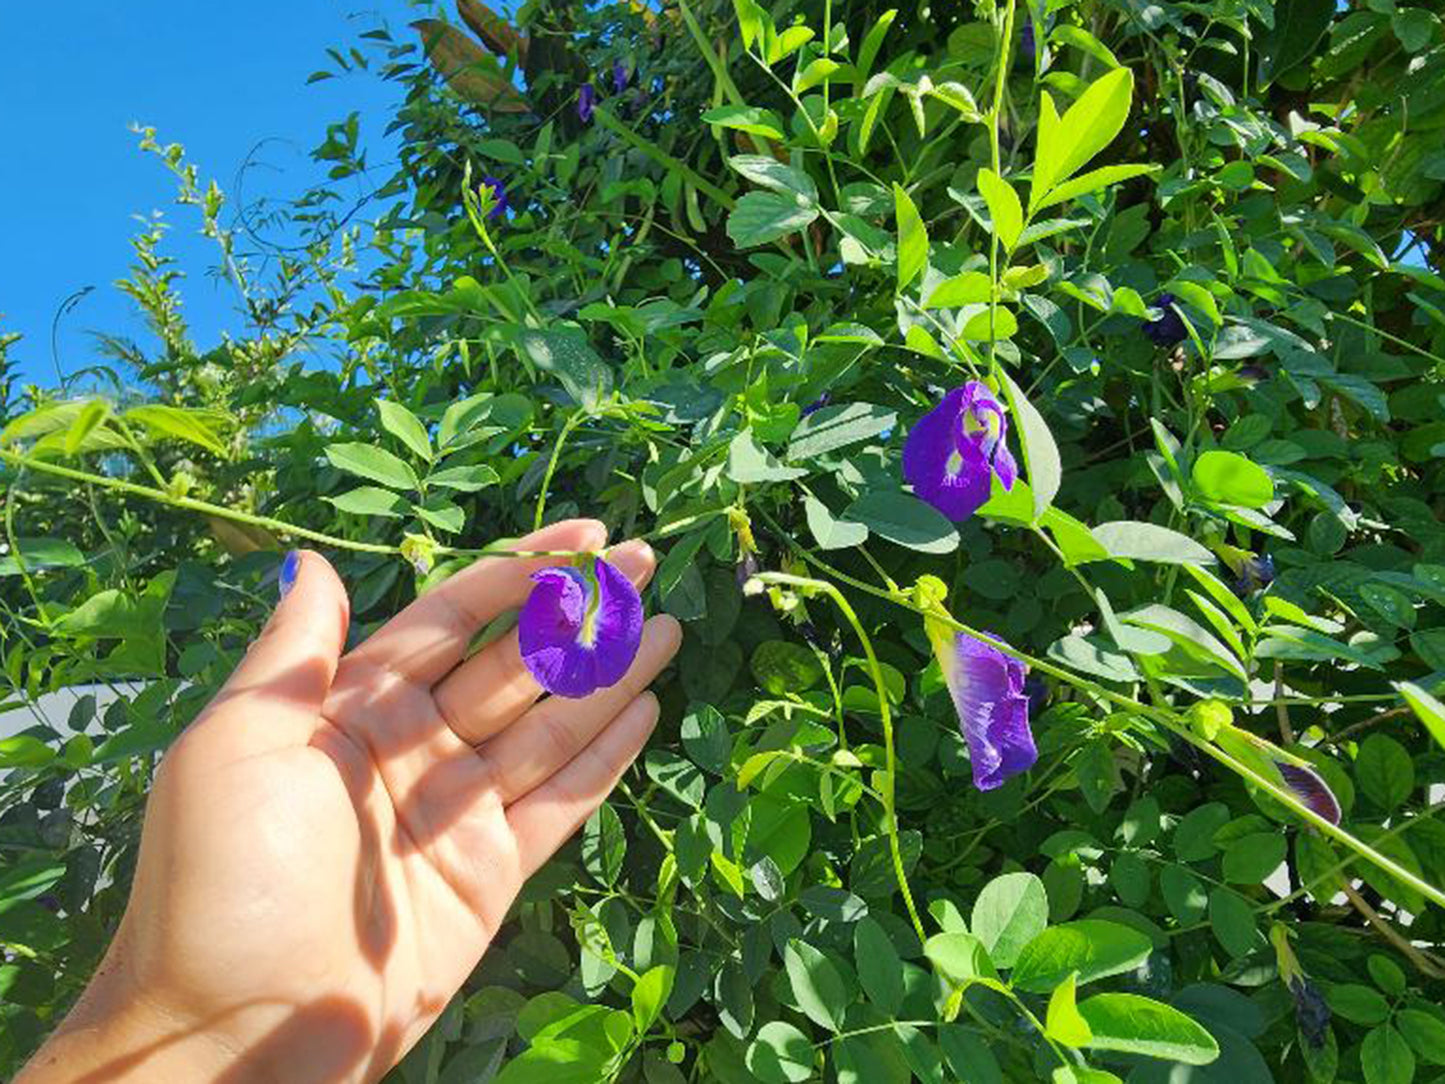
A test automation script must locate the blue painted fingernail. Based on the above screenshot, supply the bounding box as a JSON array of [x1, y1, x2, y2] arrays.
[[279, 551, 301, 599]]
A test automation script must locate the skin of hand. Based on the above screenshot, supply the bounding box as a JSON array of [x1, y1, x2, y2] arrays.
[[18, 520, 681, 1084]]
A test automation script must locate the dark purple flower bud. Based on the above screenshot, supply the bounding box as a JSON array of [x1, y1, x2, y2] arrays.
[[1239, 363, 1271, 384], [801, 392, 831, 416], [735, 551, 760, 591], [929, 625, 1037, 791], [1289, 976, 1331, 1049], [482, 176, 508, 221], [1276, 761, 1342, 826], [519, 557, 643, 698], [1143, 292, 1188, 347], [613, 60, 630, 94], [903, 382, 1018, 522], [1019, 19, 1036, 63], [1233, 553, 1276, 595], [578, 82, 597, 123]]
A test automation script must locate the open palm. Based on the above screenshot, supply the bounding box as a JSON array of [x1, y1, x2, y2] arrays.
[[81, 520, 679, 1084]]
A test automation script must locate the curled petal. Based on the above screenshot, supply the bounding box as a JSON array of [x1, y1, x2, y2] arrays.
[[992, 442, 1018, 491], [1276, 761, 1342, 826], [942, 631, 1037, 791], [589, 558, 645, 688]]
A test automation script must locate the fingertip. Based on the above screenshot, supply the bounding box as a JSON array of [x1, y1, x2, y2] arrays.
[[608, 539, 657, 586], [649, 613, 683, 654]]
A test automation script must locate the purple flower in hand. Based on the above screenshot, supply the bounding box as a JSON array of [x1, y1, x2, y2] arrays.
[[578, 82, 597, 123], [931, 625, 1037, 791], [519, 557, 643, 698], [1143, 292, 1187, 347], [482, 176, 508, 221], [903, 382, 1018, 522]]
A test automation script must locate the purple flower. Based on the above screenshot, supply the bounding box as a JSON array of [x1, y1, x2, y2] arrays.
[[1019, 19, 1036, 63], [519, 557, 643, 698], [482, 176, 508, 221], [578, 82, 597, 123], [613, 60, 630, 94], [801, 392, 831, 416], [1276, 761, 1342, 826], [1143, 292, 1187, 347], [1289, 976, 1331, 1049], [902, 382, 1018, 522], [934, 628, 1037, 791]]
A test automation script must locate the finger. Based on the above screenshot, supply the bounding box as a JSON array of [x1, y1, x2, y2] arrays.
[[343, 519, 607, 689], [433, 539, 658, 746], [507, 692, 660, 881], [480, 615, 681, 805], [198, 551, 350, 752]]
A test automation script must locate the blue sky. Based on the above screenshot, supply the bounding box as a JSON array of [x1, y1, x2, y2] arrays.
[[1, 1, 404, 386]]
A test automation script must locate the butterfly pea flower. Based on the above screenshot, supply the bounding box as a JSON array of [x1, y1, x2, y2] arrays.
[[519, 557, 643, 698], [926, 616, 1037, 791], [482, 176, 508, 221], [1142, 292, 1187, 347], [1019, 18, 1036, 63], [1276, 761, 1342, 825], [800, 391, 831, 416], [578, 82, 597, 123], [612, 60, 630, 94], [903, 382, 1018, 522]]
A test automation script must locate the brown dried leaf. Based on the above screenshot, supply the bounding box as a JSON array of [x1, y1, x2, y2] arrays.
[[456, 0, 528, 61], [411, 19, 529, 112]]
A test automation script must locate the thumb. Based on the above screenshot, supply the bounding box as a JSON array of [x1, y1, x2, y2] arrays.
[[202, 550, 351, 753]]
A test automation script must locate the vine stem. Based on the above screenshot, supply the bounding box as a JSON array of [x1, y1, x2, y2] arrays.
[[534, 409, 586, 531], [985, 0, 1018, 365], [0, 448, 577, 562], [754, 572, 927, 945]]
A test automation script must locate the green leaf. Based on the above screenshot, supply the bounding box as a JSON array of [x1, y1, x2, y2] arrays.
[[805, 494, 869, 550], [1031, 68, 1135, 212], [728, 432, 806, 483], [1010, 920, 1152, 993], [1361, 1024, 1415, 1084], [516, 328, 613, 411], [491, 1040, 614, 1084], [977, 168, 1023, 250], [999, 371, 1062, 520], [1356, 734, 1414, 812], [632, 966, 674, 1032], [784, 939, 849, 1032], [845, 491, 959, 554], [1090, 522, 1214, 566], [427, 464, 501, 492], [971, 872, 1049, 969], [64, 399, 109, 454], [746, 1022, 814, 1084], [1397, 682, 1445, 754], [1076, 993, 1220, 1065], [727, 192, 819, 248], [326, 487, 411, 518], [728, 156, 818, 201], [854, 917, 904, 1015], [124, 404, 228, 456], [1032, 164, 1159, 214], [924, 271, 992, 309], [1046, 973, 1094, 1047], [961, 306, 1019, 341], [376, 400, 432, 460], [0, 538, 85, 577], [703, 105, 786, 139], [1397, 1010, 1445, 1066], [1221, 833, 1287, 885], [924, 931, 993, 986], [1208, 887, 1260, 958], [325, 442, 419, 491], [893, 183, 928, 291], [582, 803, 627, 887], [1192, 450, 1275, 508], [0, 736, 57, 768], [787, 403, 896, 461]]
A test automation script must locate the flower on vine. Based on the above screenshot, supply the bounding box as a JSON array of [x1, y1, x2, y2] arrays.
[[519, 556, 643, 698], [1276, 761, 1342, 825], [578, 82, 597, 123], [612, 60, 630, 94], [1019, 18, 1036, 63], [927, 620, 1037, 791], [800, 391, 831, 416], [903, 382, 1018, 522], [482, 176, 508, 221], [1142, 292, 1187, 347], [1219, 545, 1275, 595]]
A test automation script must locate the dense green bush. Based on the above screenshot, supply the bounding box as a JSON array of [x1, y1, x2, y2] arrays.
[[5, 0, 1445, 1079]]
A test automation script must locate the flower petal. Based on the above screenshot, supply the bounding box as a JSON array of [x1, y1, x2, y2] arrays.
[[589, 557, 645, 688], [519, 567, 599, 697], [1276, 761, 1342, 826], [943, 632, 1037, 791], [992, 441, 1019, 491], [904, 389, 993, 521]]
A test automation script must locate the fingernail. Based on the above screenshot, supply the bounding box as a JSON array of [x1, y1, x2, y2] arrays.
[[278, 551, 300, 600]]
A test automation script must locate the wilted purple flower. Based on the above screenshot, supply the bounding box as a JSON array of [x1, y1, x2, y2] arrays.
[[613, 60, 630, 94], [903, 382, 1018, 522], [931, 627, 1037, 791], [482, 176, 508, 221], [735, 551, 760, 591], [1277, 761, 1342, 825], [801, 392, 831, 416], [578, 82, 597, 123], [1143, 292, 1187, 347], [519, 557, 643, 698], [1289, 976, 1331, 1049]]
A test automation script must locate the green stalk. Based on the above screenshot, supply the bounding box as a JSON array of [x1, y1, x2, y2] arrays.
[[534, 410, 586, 531], [985, 0, 1018, 366], [591, 106, 736, 210], [755, 571, 926, 944]]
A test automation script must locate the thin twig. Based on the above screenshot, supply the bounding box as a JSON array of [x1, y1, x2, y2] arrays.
[[1340, 881, 1445, 980]]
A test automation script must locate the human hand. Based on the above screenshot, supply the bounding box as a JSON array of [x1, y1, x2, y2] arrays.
[[19, 520, 681, 1084]]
